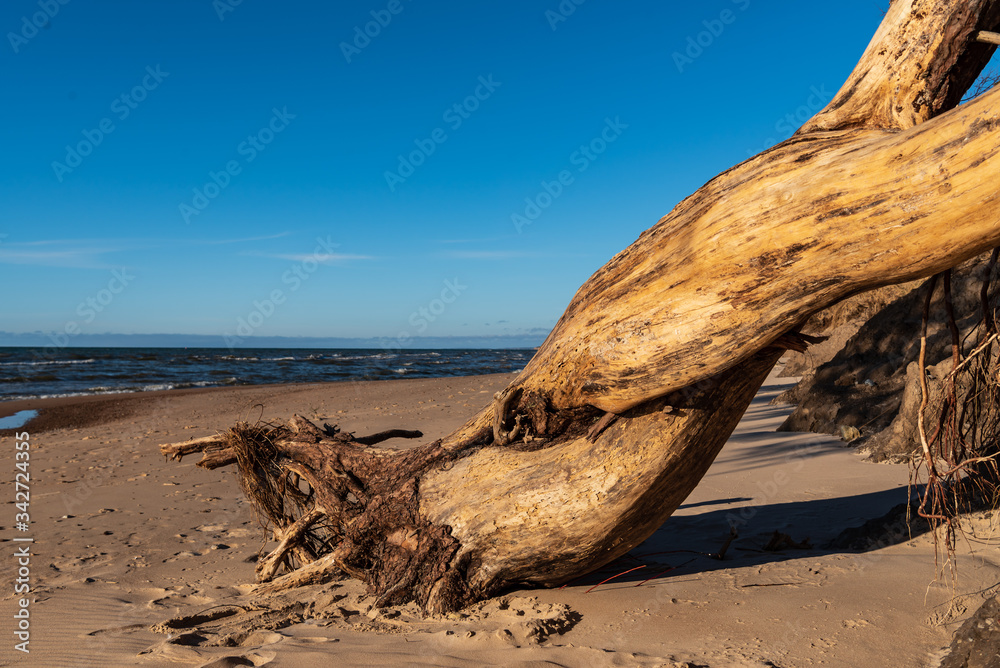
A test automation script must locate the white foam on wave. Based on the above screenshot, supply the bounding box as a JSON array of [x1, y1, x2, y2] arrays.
[[0, 359, 96, 367], [3, 378, 239, 401]]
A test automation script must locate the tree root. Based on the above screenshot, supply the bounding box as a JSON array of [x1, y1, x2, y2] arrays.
[[255, 506, 327, 582], [253, 552, 346, 594], [160, 435, 227, 462], [161, 416, 481, 611]]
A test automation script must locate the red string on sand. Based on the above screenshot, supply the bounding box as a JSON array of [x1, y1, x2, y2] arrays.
[[585, 565, 646, 593]]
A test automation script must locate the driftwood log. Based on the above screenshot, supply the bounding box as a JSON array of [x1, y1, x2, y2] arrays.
[[162, 0, 1000, 614]]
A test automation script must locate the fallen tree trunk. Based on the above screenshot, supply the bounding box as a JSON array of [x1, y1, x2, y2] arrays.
[[162, 0, 1000, 614]]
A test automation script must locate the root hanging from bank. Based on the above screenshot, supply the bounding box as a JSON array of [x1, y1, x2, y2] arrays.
[[913, 249, 1000, 578]]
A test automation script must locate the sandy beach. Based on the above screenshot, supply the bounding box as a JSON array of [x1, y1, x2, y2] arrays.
[[2, 369, 998, 667]]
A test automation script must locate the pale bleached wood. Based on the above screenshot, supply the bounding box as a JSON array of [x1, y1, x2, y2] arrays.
[[415, 0, 1000, 608], [800, 0, 1000, 132], [256, 506, 326, 582], [420, 349, 782, 610], [160, 435, 225, 461], [252, 551, 344, 594], [979, 30, 1000, 45], [475, 82, 1000, 418]]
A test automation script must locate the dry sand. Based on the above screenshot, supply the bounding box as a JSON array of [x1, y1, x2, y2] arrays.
[[1, 369, 999, 667]]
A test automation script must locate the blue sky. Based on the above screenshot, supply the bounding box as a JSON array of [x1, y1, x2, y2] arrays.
[[0, 1, 927, 346]]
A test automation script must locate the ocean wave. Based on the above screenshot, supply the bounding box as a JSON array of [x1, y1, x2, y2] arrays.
[[2, 377, 247, 401], [84, 385, 154, 394], [14, 388, 135, 400], [0, 348, 533, 400], [0, 358, 96, 367], [155, 379, 238, 390]]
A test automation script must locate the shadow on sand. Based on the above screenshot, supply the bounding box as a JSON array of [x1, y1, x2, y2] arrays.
[[562, 486, 925, 591]]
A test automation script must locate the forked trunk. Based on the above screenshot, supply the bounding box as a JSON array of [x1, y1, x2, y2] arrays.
[[163, 0, 1000, 613]]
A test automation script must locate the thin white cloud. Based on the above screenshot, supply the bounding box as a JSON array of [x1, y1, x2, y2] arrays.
[[247, 252, 376, 263], [5, 233, 243, 269], [0, 241, 123, 268], [0, 249, 102, 266], [442, 250, 540, 260], [191, 232, 292, 246], [438, 236, 512, 244], [5, 238, 128, 248], [0, 233, 295, 268]]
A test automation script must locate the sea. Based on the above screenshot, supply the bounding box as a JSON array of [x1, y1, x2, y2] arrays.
[[0, 347, 535, 402]]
